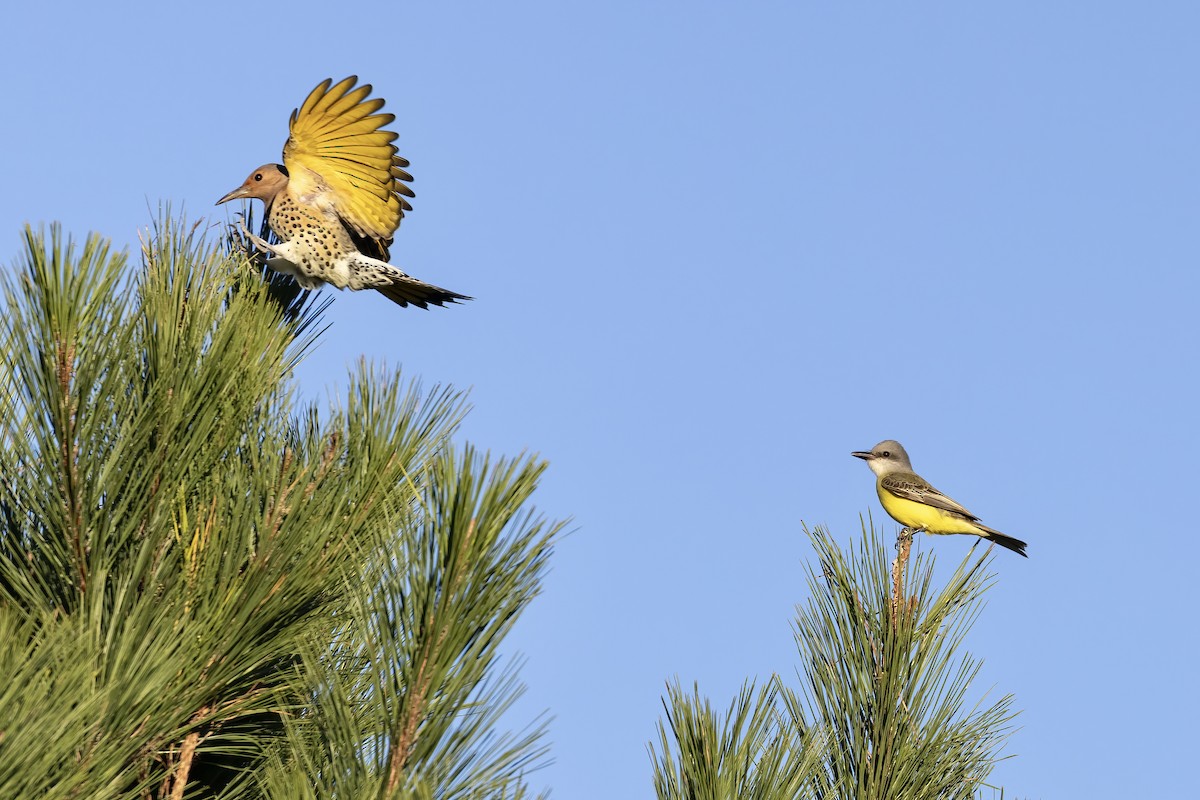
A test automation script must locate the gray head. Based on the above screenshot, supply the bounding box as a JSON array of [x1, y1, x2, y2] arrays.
[[851, 439, 913, 476]]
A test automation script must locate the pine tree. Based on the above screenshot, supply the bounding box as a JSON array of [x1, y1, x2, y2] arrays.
[[0, 217, 562, 799], [650, 525, 1018, 799]]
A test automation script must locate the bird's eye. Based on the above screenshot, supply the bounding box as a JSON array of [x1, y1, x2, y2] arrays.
[[881, 451, 890, 457], [254, 173, 263, 181]]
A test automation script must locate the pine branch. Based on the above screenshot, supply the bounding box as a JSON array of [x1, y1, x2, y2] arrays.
[[790, 523, 1017, 800], [258, 448, 561, 800], [0, 214, 509, 798], [651, 523, 1020, 800]]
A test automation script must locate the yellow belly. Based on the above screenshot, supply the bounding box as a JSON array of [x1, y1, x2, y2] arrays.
[[877, 486, 984, 536]]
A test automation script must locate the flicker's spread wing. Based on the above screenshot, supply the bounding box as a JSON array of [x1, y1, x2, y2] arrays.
[[881, 473, 979, 520], [282, 77, 415, 249]]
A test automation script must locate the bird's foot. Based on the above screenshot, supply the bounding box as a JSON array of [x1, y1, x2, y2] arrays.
[[234, 215, 279, 255]]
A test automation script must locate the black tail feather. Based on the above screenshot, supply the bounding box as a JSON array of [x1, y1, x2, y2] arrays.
[[376, 276, 471, 309], [981, 529, 1028, 558]]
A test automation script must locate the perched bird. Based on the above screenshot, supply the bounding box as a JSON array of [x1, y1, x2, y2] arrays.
[[852, 440, 1028, 557], [217, 76, 469, 309]]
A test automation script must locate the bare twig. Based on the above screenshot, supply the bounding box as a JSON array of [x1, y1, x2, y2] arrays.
[[167, 731, 200, 800], [890, 527, 914, 627]]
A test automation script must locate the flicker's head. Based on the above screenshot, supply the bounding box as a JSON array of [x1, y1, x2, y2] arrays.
[[216, 164, 290, 205]]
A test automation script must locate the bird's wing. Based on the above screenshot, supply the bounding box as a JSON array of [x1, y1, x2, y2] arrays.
[[881, 473, 979, 520], [282, 77, 415, 247]]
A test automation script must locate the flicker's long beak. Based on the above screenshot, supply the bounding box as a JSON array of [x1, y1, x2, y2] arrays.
[[216, 186, 251, 205]]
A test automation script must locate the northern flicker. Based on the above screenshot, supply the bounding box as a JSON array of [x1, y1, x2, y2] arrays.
[[217, 76, 469, 309]]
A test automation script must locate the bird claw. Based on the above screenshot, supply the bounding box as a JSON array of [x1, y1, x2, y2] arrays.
[[232, 219, 275, 255]]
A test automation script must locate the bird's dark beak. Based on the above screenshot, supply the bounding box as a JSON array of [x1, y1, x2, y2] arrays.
[[216, 186, 250, 206], [851, 450, 873, 461]]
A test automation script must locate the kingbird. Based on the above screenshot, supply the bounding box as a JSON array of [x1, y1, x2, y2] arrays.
[[852, 440, 1027, 557]]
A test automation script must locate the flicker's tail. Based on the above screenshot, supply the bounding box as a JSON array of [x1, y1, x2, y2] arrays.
[[977, 524, 1028, 558], [376, 276, 472, 309], [346, 251, 471, 309]]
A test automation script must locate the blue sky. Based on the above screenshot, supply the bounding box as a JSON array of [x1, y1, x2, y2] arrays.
[[3, 2, 1197, 796]]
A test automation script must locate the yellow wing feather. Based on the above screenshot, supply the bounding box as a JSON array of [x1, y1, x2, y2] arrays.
[[282, 77, 412, 243]]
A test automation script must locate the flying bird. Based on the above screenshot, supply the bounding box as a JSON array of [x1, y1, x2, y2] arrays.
[[217, 76, 469, 309], [852, 440, 1028, 557]]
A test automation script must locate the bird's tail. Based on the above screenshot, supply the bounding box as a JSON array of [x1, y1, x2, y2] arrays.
[[376, 276, 472, 309], [977, 524, 1028, 558], [347, 253, 471, 309]]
